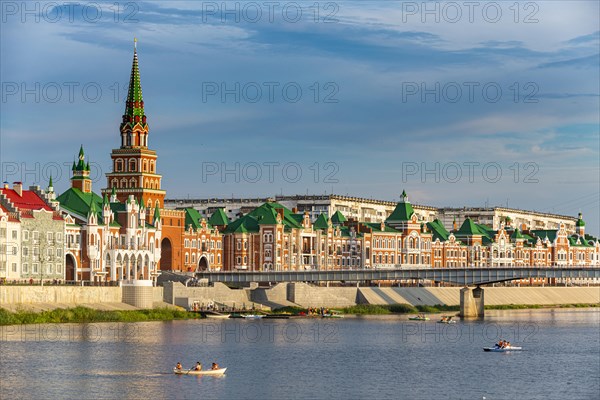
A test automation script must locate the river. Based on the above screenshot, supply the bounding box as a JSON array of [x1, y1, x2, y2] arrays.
[[0, 309, 598, 399]]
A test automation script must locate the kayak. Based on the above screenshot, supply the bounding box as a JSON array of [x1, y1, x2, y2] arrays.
[[483, 346, 522, 352], [174, 367, 227, 375], [408, 317, 429, 321]]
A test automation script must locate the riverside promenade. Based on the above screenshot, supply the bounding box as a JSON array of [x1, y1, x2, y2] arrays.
[[2, 282, 598, 311]]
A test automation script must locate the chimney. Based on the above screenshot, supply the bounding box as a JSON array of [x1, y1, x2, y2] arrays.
[[13, 182, 22, 196]]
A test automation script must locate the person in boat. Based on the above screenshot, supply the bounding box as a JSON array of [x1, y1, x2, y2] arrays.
[[176, 362, 182, 371], [195, 362, 202, 371], [506, 341, 511, 348], [211, 363, 219, 370]]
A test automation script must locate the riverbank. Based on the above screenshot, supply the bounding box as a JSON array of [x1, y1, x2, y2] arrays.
[[276, 302, 600, 315], [0, 306, 199, 325]]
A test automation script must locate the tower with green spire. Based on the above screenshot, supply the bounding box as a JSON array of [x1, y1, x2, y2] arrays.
[[71, 145, 92, 193], [120, 37, 148, 148], [103, 38, 166, 211]]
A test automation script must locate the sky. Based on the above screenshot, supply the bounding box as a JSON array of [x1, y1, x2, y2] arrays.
[[1, 1, 599, 234]]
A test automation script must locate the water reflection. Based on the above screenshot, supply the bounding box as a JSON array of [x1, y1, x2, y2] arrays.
[[0, 309, 598, 399]]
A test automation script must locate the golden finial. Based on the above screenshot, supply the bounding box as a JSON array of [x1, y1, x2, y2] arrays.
[[134, 37, 137, 51]]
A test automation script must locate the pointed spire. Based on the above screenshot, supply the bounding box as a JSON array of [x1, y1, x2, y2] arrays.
[[103, 194, 109, 206], [48, 175, 53, 190], [89, 198, 98, 217], [79, 145, 84, 159], [122, 38, 145, 125], [72, 160, 76, 171], [154, 204, 161, 221]]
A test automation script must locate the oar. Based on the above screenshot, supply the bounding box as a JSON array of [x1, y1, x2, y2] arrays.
[[185, 367, 195, 375]]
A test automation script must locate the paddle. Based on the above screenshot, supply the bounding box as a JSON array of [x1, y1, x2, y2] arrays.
[[185, 367, 195, 375]]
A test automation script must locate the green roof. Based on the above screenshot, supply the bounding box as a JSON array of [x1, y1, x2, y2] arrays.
[[185, 208, 211, 230], [530, 230, 557, 243], [576, 213, 585, 227], [72, 146, 90, 173], [511, 228, 525, 240], [569, 234, 592, 247], [208, 208, 229, 226], [223, 214, 260, 234], [331, 210, 347, 224], [224, 202, 304, 234], [313, 213, 330, 230], [57, 188, 103, 218], [427, 219, 450, 241], [386, 199, 414, 222], [364, 222, 398, 233], [257, 207, 279, 225], [249, 202, 301, 229], [456, 218, 483, 236]]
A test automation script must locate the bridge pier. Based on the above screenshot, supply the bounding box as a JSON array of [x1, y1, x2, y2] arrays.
[[460, 286, 484, 318]]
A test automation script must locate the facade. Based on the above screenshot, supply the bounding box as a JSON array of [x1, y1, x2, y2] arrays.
[[54, 41, 222, 280], [10, 41, 597, 280], [165, 195, 577, 234], [0, 182, 66, 282], [217, 191, 600, 271], [57, 147, 163, 284]]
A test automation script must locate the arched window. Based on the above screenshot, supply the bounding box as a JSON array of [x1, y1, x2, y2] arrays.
[[116, 159, 123, 172], [129, 160, 136, 172]]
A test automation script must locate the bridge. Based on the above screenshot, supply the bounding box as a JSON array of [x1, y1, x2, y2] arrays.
[[195, 266, 600, 286], [194, 266, 600, 318]]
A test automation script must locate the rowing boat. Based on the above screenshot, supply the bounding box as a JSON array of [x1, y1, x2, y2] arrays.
[[408, 317, 429, 321], [174, 367, 227, 375], [483, 346, 522, 352], [205, 313, 231, 319], [437, 319, 456, 324]]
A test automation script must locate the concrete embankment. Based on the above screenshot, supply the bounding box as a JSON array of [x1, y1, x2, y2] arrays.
[[357, 287, 600, 307], [1, 283, 598, 311], [164, 282, 600, 309], [0, 285, 165, 312]]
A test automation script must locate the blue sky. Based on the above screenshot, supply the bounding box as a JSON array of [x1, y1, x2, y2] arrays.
[[1, 1, 599, 233]]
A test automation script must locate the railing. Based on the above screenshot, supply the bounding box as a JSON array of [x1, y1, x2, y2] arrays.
[[194, 266, 600, 285]]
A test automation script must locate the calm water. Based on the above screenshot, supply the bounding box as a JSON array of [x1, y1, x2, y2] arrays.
[[1, 309, 598, 400]]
